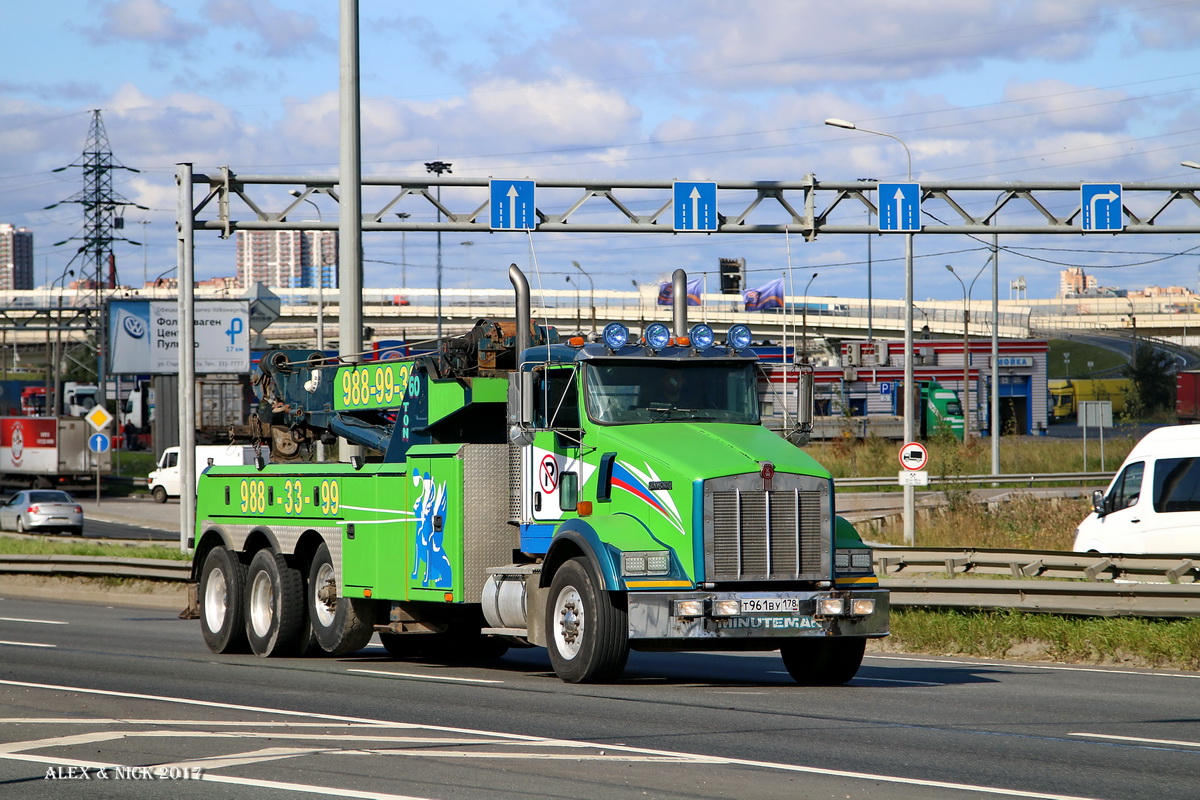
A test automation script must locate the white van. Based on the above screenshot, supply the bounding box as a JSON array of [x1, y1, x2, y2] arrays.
[[1073, 425, 1200, 554], [147, 445, 268, 503]]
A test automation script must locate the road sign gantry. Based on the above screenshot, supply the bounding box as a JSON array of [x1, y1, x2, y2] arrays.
[[190, 172, 1200, 237]]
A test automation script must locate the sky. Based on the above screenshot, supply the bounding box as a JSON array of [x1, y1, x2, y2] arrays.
[[2, 0, 1200, 305]]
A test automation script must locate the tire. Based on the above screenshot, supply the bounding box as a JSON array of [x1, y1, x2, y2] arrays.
[[779, 638, 866, 686], [545, 557, 628, 683], [199, 547, 249, 654], [307, 543, 374, 654], [152, 486, 168, 504], [15, 517, 25, 534], [68, 527, 83, 537], [244, 549, 306, 657]]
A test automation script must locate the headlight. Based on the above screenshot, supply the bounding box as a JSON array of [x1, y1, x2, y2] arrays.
[[816, 596, 845, 616], [851, 599, 876, 616], [643, 322, 671, 350], [688, 323, 715, 351], [726, 324, 752, 350], [622, 550, 670, 576], [711, 599, 741, 617], [602, 322, 629, 349], [673, 599, 705, 617], [836, 548, 874, 572]]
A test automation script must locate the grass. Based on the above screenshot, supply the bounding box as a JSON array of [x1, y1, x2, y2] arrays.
[[0, 535, 189, 561], [886, 609, 1200, 671], [870, 493, 1088, 550], [1047, 338, 1129, 379], [807, 431, 1139, 480]]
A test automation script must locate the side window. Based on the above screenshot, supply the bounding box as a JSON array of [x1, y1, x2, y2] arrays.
[[558, 472, 578, 512], [166, 451, 178, 469], [536, 369, 580, 431], [1110, 461, 1145, 511], [1153, 457, 1200, 513]]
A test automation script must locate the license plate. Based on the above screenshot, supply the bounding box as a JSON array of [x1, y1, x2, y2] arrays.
[[741, 598, 799, 614]]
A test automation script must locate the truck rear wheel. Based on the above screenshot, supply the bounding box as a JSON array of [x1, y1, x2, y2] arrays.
[[245, 549, 305, 657], [779, 638, 866, 685], [152, 486, 168, 504], [199, 547, 248, 654], [545, 557, 628, 683], [307, 543, 374, 654]]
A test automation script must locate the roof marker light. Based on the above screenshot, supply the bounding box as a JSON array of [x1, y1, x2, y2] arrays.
[[602, 322, 629, 349], [689, 323, 715, 351], [726, 324, 752, 350], [643, 323, 671, 351]]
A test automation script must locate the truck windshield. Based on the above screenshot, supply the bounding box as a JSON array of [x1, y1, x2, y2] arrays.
[[584, 361, 759, 425]]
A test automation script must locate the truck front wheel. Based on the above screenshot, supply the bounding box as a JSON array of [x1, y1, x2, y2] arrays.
[[307, 543, 374, 654], [245, 549, 305, 657], [199, 547, 248, 654], [545, 557, 628, 683], [779, 638, 866, 685], [152, 486, 168, 504]]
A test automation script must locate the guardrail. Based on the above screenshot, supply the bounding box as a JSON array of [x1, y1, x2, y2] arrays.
[[4, 548, 1199, 618], [837, 471, 1113, 489], [877, 547, 1200, 618], [0, 554, 189, 581]]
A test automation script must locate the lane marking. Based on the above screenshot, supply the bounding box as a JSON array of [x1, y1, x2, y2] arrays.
[[0, 640, 54, 649], [0, 719, 406, 727], [866, 655, 1200, 680], [0, 752, 434, 800], [1069, 732, 1200, 750], [0, 678, 1102, 799], [0, 617, 67, 625], [347, 668, 502, 684]]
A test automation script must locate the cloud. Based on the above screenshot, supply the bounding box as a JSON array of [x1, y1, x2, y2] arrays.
[[88, 0, 202, 46], [203, 0, 333, 58]]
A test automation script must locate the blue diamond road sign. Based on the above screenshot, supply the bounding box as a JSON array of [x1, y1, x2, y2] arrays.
[[673, 181, 719, 232], [88, 433, 110, 453], [490, 180, 536, 230], [878, 183, 921, 232], [1080, 183, 1123, 232]]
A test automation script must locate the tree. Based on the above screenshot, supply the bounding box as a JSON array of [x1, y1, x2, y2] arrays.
[[1122, 344, 1175, 416]]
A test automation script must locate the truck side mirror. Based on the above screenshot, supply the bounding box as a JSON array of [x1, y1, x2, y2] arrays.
[[1091, 489, 1106, 516], [796, 364, 814, 433], [507, 371, 534, 439]]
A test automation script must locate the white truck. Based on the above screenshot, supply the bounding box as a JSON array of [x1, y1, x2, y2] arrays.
[[147, 444, 268, 503], [0, 416, 111, 488]]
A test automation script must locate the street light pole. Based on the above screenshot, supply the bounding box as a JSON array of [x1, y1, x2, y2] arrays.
[[827, 117, 917, 546], [571, 261, 595, 333], [396, 212, 410, 289], [425, 160, 452, 341], [946, 262, 988, 441], [289, 191, 328, 351], [801, 272, 818, 364]]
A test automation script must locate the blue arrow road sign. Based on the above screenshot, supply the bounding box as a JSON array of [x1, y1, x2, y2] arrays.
[[878, 183, 921, 232], [490, 180, 536, 230], [1080, 183, 1123, 232], [673, 181, 719, 231], [88, 433, 110, 453]]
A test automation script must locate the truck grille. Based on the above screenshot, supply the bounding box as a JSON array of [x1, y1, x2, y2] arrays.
[[704, 475, 829, 581]]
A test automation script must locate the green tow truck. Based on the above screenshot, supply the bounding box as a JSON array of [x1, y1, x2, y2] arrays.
[[189, 266, 889, 684]]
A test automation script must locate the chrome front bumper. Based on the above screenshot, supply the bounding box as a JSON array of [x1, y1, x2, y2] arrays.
[[627, 589, 890, 640]]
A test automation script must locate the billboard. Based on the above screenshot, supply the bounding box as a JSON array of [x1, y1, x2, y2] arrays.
[[108, 300, 251, 375]]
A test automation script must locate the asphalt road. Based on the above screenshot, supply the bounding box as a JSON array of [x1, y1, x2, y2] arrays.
[[1, 590, 1197, 799]]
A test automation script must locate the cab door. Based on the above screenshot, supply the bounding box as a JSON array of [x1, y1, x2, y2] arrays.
[[1089, 460, 1147, 552], [523, 366, 585, 525]]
